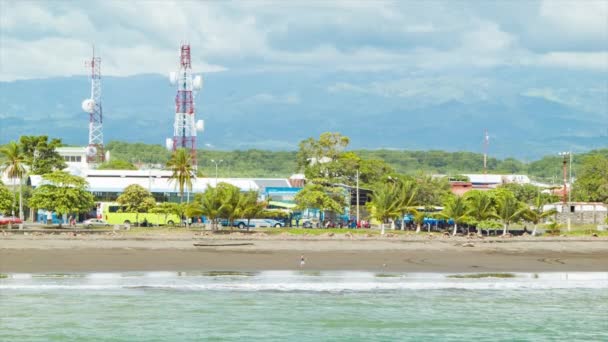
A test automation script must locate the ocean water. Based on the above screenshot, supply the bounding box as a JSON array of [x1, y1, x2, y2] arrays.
[[1, 271, 607, 341]]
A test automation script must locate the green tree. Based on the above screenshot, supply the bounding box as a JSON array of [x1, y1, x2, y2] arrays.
[[295, 183, 346, 225], [465, 190, 498, 236], [0, 141, 27, 224], [217, 183, 242, 227], [572, 154, 608, 204], [116, 184, 156, 226], [97, 159, 137, 170], [415, 174, 451, 206], [297, 132, 350, 171], [0, 181, 14, 215], [196, 186, 223, 230], [495, 192, 526, 236], [28, 171, 95, 228], [366, 182, 401, 235], [498, 183, 542, 204], [413, 211, 427, 233], [395, 179, 418, 231], [19, 135, 66, 175], [238, 191, 266, 231], [439, 195, 469, 236], [166, 148, 196, 203], [523, 193, 558, 236]]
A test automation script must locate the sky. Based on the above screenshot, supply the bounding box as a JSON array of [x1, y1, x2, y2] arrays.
[[0, 0, 607, 143], [1, 0, 606, 79]]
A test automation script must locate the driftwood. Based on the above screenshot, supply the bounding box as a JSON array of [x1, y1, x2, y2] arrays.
[[193, 242, 254, 247]]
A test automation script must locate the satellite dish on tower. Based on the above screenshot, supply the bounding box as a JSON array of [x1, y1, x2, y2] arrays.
[[86, 146, 97, 157], [196, 120, 204, 131], [165, 138, 174, 151], [193, 75, 203, 90], [81, 99, 95, 113], [169, 72, 177, 85]]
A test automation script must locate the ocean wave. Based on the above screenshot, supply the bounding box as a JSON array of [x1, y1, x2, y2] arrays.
[[0, 273, 608, 293]]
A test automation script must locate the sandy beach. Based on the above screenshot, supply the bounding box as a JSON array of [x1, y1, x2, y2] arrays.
[[1, 232, 607, 273]]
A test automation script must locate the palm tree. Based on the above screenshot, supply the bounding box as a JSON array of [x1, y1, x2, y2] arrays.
[[0, 141, 26, 226], [396, 179, 418, 231], [366, 182, 401, 235], [439, 195, 469, 236], [413, 211, 426, 233], [466, 190, 497, 236], [166, 148, 195, 203], [495, 193, 526, 236], [524, 193, 557, 236], [238, 191, 266, 231]]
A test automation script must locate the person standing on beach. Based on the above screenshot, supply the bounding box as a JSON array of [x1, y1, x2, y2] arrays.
[[300, 255, 305, 267]]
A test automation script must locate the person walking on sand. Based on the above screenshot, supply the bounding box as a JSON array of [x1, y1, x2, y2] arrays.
[[300, 255, 305, 267]]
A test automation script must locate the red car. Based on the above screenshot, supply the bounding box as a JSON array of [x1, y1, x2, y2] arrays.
[[0, 216, 23, 225]]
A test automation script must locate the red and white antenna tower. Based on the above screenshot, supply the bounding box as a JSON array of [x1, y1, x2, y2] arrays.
[[82, 46, 105, 164], [483, 129, 489, 174], [166, 43, 204, 166]]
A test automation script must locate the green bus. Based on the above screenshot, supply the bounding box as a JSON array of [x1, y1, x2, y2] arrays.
[[100, 202, 180, 226]]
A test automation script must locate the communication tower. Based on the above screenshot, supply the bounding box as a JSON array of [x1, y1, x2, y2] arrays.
[[483, 129, 489, 174], [81, 47, 105, 164], [166, 43, 204, 166]]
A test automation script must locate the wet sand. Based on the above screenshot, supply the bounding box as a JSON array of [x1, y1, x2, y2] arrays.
[[1, 234, 607, 273]]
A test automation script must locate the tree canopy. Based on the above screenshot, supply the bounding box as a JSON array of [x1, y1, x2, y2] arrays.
[[19, 135, 66, 175], [572, 153, 608, 204], [116, 184, 156, 224], [28, 171, 95, 226], [97, 159, 137, 170]]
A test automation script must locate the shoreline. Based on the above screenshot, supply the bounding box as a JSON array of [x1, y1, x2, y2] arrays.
[[2, 234, 608, 273]]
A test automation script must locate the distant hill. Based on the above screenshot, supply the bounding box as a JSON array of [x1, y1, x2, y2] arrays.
[[1, 72, 606, 158]]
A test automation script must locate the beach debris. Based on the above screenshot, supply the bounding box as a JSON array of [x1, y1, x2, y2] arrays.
[[193, 242, 254, 247], [327, 232, 335, 237], [443, 232, 451, 237], [344, 232, 353, 239], [592, 233, 598, 237], [461, 243, 475, 247]]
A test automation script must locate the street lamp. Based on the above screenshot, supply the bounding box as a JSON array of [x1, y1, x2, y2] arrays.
[[210, 159, 223, 187], [558, 152, 572, 231]]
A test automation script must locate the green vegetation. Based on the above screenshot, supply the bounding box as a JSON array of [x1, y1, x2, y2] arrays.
[[28, 171, 95, 228], [0, 181, 14, 215], [104, 140, 608, 182], [166, 148, 196, 202], [0, 141, 27, 222], [572, 152, 608, 204], [447, 273, 516, 279], [19, 136, 66, 175], [97, 159, 137, 170]]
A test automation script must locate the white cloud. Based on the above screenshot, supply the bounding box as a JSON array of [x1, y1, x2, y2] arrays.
[[539, 0, 608, 38], [536, 52, 608, 71], [0, 0, 606, 81], [245, 92, 300, 105]]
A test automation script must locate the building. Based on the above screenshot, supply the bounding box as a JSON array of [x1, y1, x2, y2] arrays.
[[543, 202, 608, 225], [28, 169, 294, 203], [56, 147, 90, 172]]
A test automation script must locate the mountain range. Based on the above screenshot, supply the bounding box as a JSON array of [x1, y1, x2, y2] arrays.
[[1, 70, 606, 159]]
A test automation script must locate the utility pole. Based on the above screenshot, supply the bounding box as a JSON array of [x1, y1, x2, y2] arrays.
[[356, 169, 360, 227], [559, 152, 571, 231]]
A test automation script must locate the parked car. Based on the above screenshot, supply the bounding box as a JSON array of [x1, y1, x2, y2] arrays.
[[83, 218, 110, 228], [264, 219, 284, 228], [0, 215, 23, 225], [223, 219, 284, 229]]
